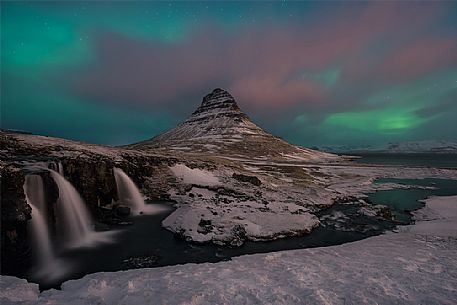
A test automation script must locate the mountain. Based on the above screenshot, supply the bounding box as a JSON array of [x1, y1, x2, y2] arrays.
[[319, 141, 457, 154], [383, 141, 457, 153], [130, 88, 334, 161]]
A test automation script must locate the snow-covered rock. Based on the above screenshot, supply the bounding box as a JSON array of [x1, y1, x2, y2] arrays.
[[0, 276, 39, 303], [169, 164, 220, 186]]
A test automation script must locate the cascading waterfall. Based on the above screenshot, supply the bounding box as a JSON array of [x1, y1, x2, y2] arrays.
[[22, 164, 116, 284], [48, 161, 63, 175], [58, 162, 64, 175], [113, 167, 159, 215], [24, 175, 68, 281], [50, 168, 114, 248], [24, 175, 54, 270], [50, 170, 95, 247]]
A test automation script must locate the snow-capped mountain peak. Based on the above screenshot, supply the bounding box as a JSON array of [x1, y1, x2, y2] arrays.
[[130, 88, 334, 161]]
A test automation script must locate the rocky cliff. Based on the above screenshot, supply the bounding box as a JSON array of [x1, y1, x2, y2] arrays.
[[0, 131, 179, 272]]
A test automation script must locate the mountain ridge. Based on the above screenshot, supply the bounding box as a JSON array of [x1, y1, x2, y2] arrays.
[[318, 140, 457, 154]]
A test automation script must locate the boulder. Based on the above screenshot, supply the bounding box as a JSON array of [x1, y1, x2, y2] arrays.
[[232, 173, 261, 186]]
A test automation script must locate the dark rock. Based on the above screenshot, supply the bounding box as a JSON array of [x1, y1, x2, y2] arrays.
[[199, 219, 212, 226], [230, 224, 247, 246], [115, 205, 131, 217], [118, 221, 133, 226], [232, 173, 261, 186], [375, 205, 393, 219], [0, 165, 30, 273], [123, 255, 159, 269], [198, 218, 214, 234]]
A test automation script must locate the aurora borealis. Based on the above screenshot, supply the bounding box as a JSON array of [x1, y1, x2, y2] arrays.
[[2, 1, 457, 146]]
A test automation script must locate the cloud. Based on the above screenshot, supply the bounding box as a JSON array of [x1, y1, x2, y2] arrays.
[[64, 1, 456, 122]]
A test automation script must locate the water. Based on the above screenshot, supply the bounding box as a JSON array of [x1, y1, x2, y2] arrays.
[[51, 170, 95, 248], [369, 178, 457, 222], [23, 176, 54, 273], [352, 153, 457, 168], [47, 161, 64, 175], [113, 167, 164, 215], [58, 162, 64, 175], [29, 203, 374, 290], [23, 175, 67, 283]]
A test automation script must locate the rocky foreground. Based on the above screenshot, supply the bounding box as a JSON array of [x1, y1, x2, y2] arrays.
[[2, 195, 456, 305]]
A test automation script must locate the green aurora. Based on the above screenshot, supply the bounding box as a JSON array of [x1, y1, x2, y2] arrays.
[[1, 1, 456, 146]]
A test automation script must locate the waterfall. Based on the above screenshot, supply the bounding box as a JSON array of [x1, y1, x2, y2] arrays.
[[113, 167, 162, 215], [48, 161, 63, 175], [24, 175, 54, 269], [50, 169, 115, 248], [58, 162, 64, 175], [50, 170, 94, 247], [113, 168, 145, 215], [24, 175, 67, 281]]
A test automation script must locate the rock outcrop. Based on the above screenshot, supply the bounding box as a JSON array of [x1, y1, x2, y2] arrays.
[[0, 165, 30, 273]]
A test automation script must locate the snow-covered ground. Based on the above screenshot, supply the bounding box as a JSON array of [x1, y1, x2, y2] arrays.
[[169, 164, 220, 186], [163, 158, 457, 245], [2, 195, 456, 305]]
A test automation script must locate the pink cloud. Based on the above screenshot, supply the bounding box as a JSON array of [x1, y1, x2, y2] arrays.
[[230, 77, 327, 107], [375, 37, 457, 81], [66, 1, 455, 114]]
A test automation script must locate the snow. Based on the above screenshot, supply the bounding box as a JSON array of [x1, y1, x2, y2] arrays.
[[234, 212, 319, 241], [411, 195, 457, 236], [162, 203, 319, 244], [202, 144, 219, 150], [169, 164, 220, 186], [170, 146, 191, 150], [2, 195, 457, 304], [0, 276, 39, 303]]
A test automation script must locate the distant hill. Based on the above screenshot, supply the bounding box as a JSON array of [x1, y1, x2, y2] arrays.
[[318, 140, 457, 154]]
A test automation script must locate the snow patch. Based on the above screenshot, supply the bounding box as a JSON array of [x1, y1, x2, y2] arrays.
[[169, 164, 220, 186]]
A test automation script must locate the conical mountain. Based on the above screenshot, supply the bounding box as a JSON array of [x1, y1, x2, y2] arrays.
[[130, 88, 334, 161]]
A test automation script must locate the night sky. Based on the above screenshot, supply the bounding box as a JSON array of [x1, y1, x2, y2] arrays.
[[2, 1, 457, 147]]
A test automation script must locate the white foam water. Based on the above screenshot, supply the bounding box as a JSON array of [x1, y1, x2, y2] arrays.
[[113, 167, 163, 215], [24, 175, 67, 282], [50, 170, 114, 248]]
